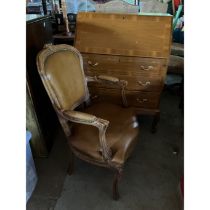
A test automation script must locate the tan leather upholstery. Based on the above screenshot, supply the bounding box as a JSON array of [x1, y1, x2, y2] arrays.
[[70, 103, 139, 166], [44, 50, 87, 110], [36, 44, 139, 200]]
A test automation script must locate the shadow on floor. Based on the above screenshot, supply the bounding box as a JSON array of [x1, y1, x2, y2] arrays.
[[27, 89, 184, 210]]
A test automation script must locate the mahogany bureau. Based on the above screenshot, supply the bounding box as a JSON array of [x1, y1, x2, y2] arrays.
[[74, 12, 172, 132]]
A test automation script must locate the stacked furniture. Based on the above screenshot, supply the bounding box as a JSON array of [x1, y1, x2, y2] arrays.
[[27, 15, 59, 157], [75, 12, 172, 132], [167, 42, 184, 110], [95, 0, 139, 13]]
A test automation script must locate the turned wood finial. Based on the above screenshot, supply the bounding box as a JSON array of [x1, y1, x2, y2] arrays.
[[61, 0, 70, 35]]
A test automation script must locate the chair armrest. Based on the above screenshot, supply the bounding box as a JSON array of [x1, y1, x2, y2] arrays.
[[63, 110, 97, 124], [86, 75, 128, 107], [97, 75, 120, 83], [87, 75, 119, 83], [61, 110, 112, 161]]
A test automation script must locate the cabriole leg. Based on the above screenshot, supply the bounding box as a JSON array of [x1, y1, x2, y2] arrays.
[[151, 112, 160, 133], [112, 168, 122, 200]]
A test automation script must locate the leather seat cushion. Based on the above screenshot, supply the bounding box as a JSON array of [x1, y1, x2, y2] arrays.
[[69, 103, 139, 166]]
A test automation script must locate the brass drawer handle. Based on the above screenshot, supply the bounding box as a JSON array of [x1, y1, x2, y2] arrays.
[[88, 61, 99, 67], [136, 98, 148, 103], [140, 65, 154, 71], [138, 81, 151, 87]]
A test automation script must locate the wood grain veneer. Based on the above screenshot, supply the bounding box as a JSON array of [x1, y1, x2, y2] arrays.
[[75, 12, 172, 132]]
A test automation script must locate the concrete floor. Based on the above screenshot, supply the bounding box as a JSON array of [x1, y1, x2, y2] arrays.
[[27, 89, 184, 210]]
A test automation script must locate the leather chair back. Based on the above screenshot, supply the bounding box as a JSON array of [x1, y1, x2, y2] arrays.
[[36, 44, 89, 111]]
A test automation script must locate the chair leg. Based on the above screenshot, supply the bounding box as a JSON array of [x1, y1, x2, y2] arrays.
[[112, 169, 122, 200], [67, 151, 74, 176], [151, 112, 160, 133]]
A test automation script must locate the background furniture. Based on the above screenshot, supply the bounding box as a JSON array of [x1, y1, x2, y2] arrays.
[[75, 12, 172, 132], [53, 13, 76, 45], [95, 0, 139, 13], [26, 82, 48, 157], [166, 43, 184, 110], [53, 32, 75, 45], [26, 15, 59, 157], [140, 0, 168, 13], [36, 44, 139, 200]]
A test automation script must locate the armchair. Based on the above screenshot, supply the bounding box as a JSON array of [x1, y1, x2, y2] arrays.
[[36, 44, 139, 200]]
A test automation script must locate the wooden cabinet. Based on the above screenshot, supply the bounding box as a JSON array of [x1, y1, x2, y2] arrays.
[[75, 12, 172, 132], [27, 15, 59, 157]]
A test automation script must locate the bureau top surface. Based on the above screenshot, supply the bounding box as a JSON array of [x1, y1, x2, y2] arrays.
[[75, 12, 172, 58]]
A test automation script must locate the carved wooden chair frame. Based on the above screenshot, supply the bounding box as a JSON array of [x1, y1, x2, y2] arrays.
[[36, 44, 129, 200]]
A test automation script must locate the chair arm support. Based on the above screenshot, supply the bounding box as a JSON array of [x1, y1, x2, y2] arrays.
[[87, 75, 119, 83], [86, 75, 128, 107], [97, 75, 120, 83], [63, 110, 97, 124], [61, 110, 112, 161]]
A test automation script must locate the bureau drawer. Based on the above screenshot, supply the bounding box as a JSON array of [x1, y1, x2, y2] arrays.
[[83, 54, 167, 75], [126, 91, 160, 109], [88, 87, 160, 109], [83, 53, 166, 91], [88, 86, 122, 105], [88, 74, 163, 92]]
